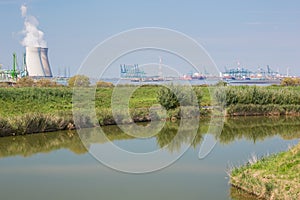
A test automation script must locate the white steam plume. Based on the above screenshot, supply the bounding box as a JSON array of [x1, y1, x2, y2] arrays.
[[21, 4, 27, 17], [20, 4, 47, 47]]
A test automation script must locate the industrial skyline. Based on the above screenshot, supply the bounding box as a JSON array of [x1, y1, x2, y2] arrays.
[[0, 1, 299, 76]]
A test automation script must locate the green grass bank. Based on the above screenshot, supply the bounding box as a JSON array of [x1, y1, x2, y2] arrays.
[[230, 143, 300, 199], [1, 85, 300, 136], [0, 85, 209, 136], [214, 85, 300, 116]]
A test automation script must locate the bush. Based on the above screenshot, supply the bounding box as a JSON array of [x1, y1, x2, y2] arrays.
[[215, 80, 228, 86], [96, 80, 114, 88], [36, 79, 58, 87], [68, 75, 90, 87], [281, 77, 300, 86], [157, 84, 201, 110]]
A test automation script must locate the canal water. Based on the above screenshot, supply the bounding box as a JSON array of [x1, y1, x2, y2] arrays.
[[0, 116, 299, 200]]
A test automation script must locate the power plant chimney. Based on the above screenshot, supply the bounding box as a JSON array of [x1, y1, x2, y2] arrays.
[[25, 47, 53, 77], [25, 47, 45, 77], [40, 48, 52, 77]]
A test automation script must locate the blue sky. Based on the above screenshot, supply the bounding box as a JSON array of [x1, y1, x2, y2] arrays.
[[0, 0, 300, 76]]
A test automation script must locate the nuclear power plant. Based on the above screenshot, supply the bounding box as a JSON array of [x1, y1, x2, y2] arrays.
[[25, 46, 52, 77], [0, 5, 67, 84]]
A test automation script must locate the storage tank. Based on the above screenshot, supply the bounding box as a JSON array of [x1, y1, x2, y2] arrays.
[[40, 48, 52, 77], [25, 47, 45, 77]]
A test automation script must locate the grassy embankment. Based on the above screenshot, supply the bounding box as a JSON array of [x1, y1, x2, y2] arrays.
[[230, 142, 300, 199], [1, 84, 300, 136], [0, 85, 210, 136]]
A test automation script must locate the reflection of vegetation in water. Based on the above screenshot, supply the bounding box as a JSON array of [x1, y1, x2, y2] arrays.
[[0, 131, 87, 157], [219, 117, 300, 144], [156, 120, 207, 152], [230, 186, 258, 200], [1, 117, 300, 158], [82, 120, 205, 153]]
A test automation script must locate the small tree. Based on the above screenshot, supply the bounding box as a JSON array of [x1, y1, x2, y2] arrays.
[[215, 80, 228, 87], [68, 75, 90, 87], [157, 84, 201, 110]]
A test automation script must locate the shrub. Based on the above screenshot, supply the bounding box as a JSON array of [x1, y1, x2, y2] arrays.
[[96, 80, 114, 88], [214, 86, 300, 106], [157, 84, 200, 110], [68, 75, 90, 87], [281, 77, 300, 86], [215, 80, 228, 86], [36, 79, 58, 87]]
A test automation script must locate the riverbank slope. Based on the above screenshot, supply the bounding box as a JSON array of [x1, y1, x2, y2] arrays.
[[1, 85, 300, 136], [230, 142, 300, 199]]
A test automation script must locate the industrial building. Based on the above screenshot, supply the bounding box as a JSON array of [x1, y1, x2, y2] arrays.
[[25, 46, 52, 77], [0, 46, 53, 83]]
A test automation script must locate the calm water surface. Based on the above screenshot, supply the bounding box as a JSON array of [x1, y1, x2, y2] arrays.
[[0, 116, 299, 200]]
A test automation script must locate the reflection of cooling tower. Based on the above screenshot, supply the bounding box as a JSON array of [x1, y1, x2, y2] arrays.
[[25, 47, 45, 77], [40, 48, 52, 77]]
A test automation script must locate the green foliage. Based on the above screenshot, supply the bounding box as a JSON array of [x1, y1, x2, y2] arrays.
[[157, 84, 201, 110], [68, 75, 90, 87], [0, 87, 73, 117], [215, 80, 228, 86], [157, 84, 179, 110], [214, 86, 300, 116], [215, 86, 300, 106], [0, 113, 73, 137], [230, 142, 300, 199], [226, 104, 286, 116]]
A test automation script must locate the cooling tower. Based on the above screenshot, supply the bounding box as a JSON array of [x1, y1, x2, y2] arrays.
[[25, 47, 45, 77], [40, 48, 52, 77]]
